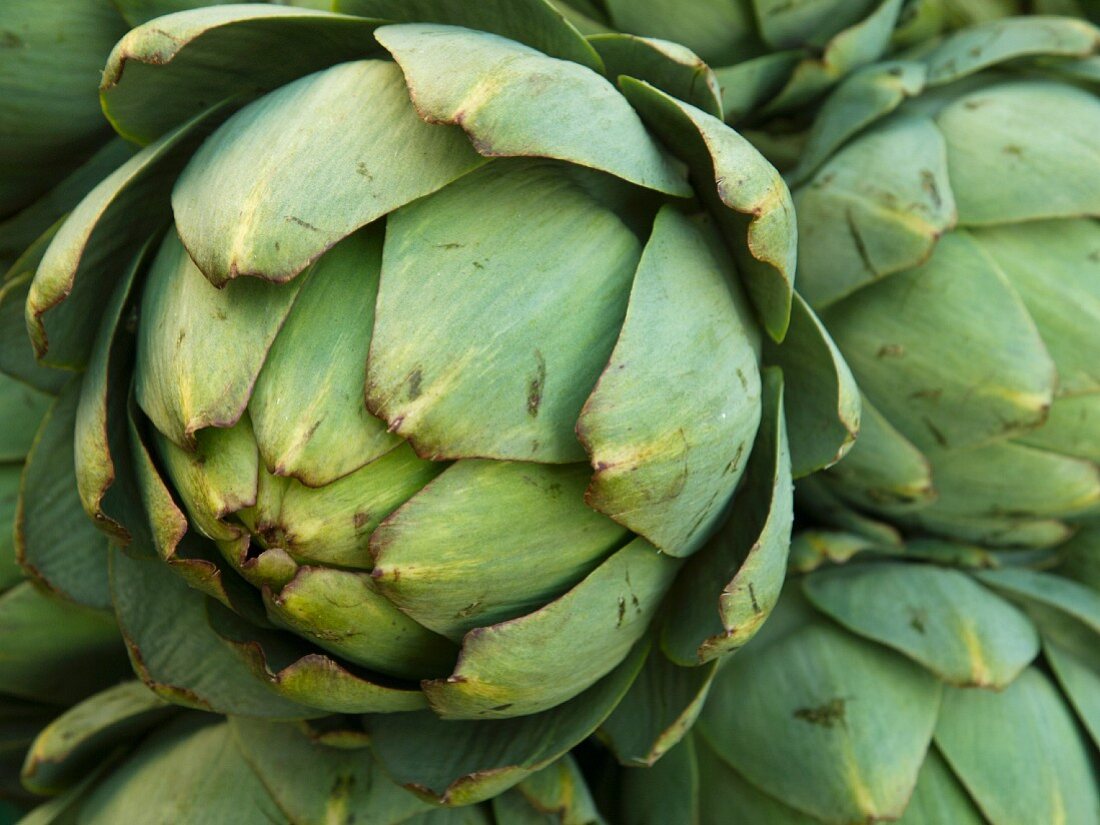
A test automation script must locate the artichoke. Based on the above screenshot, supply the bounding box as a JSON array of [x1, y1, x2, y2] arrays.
[[790, 15, 1100, 548], [617, 530, 1100, 825], [13, 0, 857, 804]]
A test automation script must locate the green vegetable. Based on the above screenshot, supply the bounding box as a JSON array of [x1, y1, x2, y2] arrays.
[[791, 16, 1100, 548], [617, 529, 1100, 824], [13, 0, 857, 804]]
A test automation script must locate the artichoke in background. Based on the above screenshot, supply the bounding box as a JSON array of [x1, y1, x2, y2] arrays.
[[615, 529, 1100, 824], [13, 0, 857, 805], [790, 15, 1100, 548]]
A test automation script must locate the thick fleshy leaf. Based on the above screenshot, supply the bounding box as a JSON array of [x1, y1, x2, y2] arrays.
[[822, 230, 1055, 453], [823, 394, 934, 512], [601, 650, 718, 766], [250, 226, 400, 486], [372, 460, 627, 640], [919, 440, 1100, 522], [1021, 393, 1100, 464], [155, 417, 258, 544], [367, 642, 646, 805], [73, 717, 285, 824], [587, 34, 722, 117], [896, 747, 986, 825], [794, 113, 956, 308], [765, 293, 859, 476], [377, 24, 689, 197], [109, 548, 320, 719], [73, 241, 146, 544], [621, 735, 699, 825], [660, 367, 792, 664], [578, 207, 761, 556], [28, 107, 221, 368], [263, 564, 456, 679], [17, 379, 112, 608], [0, 582, 126, 706], [922, 16, 1100, 86], [100, 5, 382, 144], [790, 60, 927, 186], [0, 273, 67, 393], [601, 0, 759, 66], [136, 230, 302, 448], [337, 0, 604, 69], [761, 0, 907, 115], [243, 446, 441, 569], [21, 682, 174, 795], [935, 669, 1100, 825], [0, 0, 126, 216], [619, 79, 796, 341], [424, 538, 679, 719], [502, 755, 603, 825], [804, 563, 1040, 687], [206, 600, 431, 714], [713, 51, 802, 124], [700, 615, 941, 824], [694, 733, 813, 825], [976, 567, 1100, 634], [230, 717, 435, 824], [974, 219, 1100, 397], [938, 80, 1100, 225], [0, 466, 23, 591], [174, 59, 486, 286], [366, 160, 639, 463], [0, 372, 51, 462]]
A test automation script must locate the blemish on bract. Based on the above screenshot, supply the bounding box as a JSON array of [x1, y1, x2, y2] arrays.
[[793, 697, 848, 728], [527, 350, 546, 418], [406, 369, 423, 401]]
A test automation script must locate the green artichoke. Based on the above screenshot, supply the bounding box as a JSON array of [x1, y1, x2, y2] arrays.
[[790, 15, 1100, 548], [13, 0, 857, 804], [617, 530, 1100, 824]]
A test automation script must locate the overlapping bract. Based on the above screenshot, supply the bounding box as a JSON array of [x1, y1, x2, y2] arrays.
[[793, 16, 1100, 548], [617, 529, 1100, 825], [13, 0, 856, 805]]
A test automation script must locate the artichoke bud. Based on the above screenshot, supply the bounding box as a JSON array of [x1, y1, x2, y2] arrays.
[[794, 16, 1100, 547]]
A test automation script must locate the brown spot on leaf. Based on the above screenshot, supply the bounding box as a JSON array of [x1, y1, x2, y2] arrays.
[[793, 697, 847, 728], [527, 350, 546, 418]]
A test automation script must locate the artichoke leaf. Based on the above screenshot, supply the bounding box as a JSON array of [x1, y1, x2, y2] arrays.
[[365, 159, 640, 464], [372, 460, 629, 641], [620, 734, 699, 825], [587, 33, 722, 117], [600, 649, 718, 766], [28, 104, 225, 369], [207, 599, 431, 714], [922, 16, 1099, 86], [0, 371, 52, 463], [377, 24, 689, 197], [601, 0, 759, 67], [21, 681, 174, 796], [16, 378, 113, 609], [250, 226, 401, 488], [423, 538, 680, 719], [230, 716, 436, 825], [100, 5, 382, 145], [578, 206, 762, 556], [660, 366, 792, 664], [109, 547, 322, 719], [803, 562, 1040, 688], [337, 0, 603, 70], [699, 615, 942, 824], [366, 641, 647, 806], [173, 59, 487, 287], [765, 293, 859, 477], [619, 78, 796, 342], [935, 669, 1100, 825]]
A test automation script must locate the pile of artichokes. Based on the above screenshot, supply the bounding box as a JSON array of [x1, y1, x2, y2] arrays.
[[1, 1, 1096, 822]]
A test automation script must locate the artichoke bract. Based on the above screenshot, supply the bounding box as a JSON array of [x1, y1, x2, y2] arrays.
[[791, 16, 1100, 548], [618, 530, 1100, 825], [18, 1, 857, 803]]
